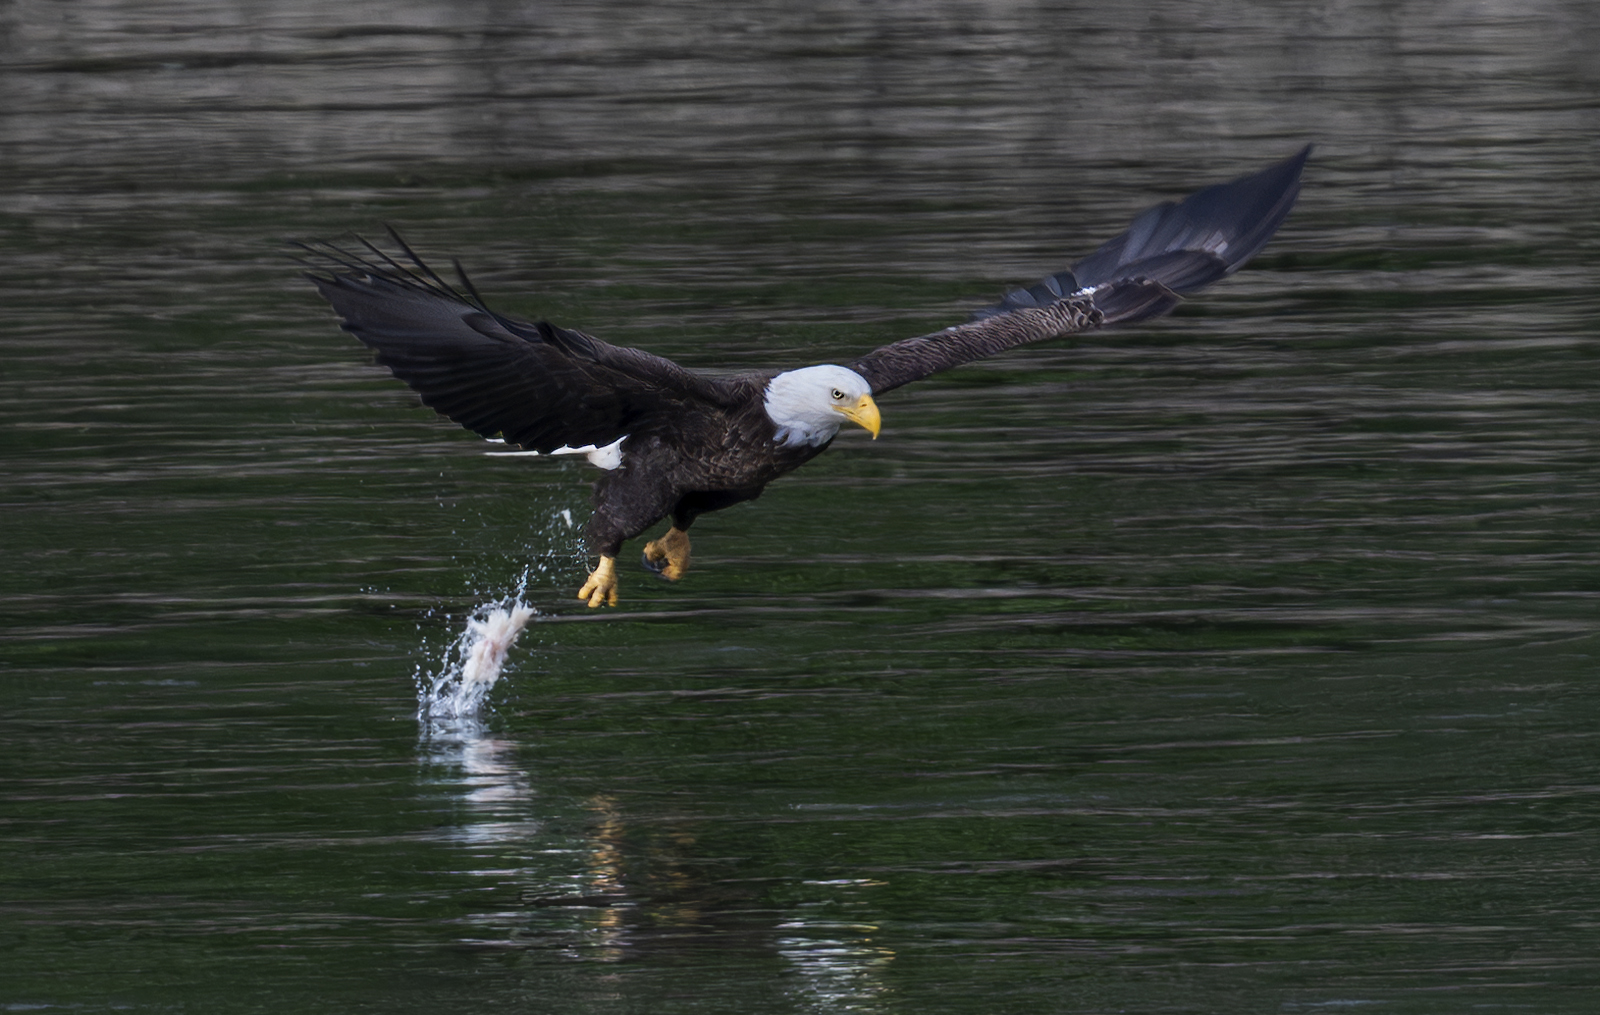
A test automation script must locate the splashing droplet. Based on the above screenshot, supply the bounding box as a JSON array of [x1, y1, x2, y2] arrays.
[[420, 600, 535, 722]]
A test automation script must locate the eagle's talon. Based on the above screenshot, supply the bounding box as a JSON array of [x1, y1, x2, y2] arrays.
[[578, 556, 619, 607], [641, 527, 692, 581]]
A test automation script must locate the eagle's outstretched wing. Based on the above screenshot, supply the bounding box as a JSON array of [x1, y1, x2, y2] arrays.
[[849, 145, 1310, 395], [301, 232, 744, 453]]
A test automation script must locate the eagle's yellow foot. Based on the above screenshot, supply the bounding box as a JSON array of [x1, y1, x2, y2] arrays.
[[578, 555, 619, 608], [641, 526, 692, 581]]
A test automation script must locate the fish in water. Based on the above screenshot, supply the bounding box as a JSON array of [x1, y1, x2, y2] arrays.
[[422, 601, 535, 719]]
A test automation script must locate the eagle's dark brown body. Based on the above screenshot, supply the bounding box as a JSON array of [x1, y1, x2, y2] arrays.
[[585, 376, 831, 558], [303, 146, 1309, 605]]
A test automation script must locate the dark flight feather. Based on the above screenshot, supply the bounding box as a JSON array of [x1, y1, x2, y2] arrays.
[[849, 145, 1309, 395], [300, 239, 742, 453]]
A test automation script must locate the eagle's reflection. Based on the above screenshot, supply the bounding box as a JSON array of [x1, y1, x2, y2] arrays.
[[420, 720, 894, 1008]]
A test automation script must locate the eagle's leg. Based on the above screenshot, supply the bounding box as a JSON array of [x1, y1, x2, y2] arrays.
[[578, 556, 619, 608], [641, 527, 692, 581]]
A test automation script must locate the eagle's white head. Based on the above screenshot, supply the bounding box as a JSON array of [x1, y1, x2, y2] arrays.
[[763, 364, 882, 448]]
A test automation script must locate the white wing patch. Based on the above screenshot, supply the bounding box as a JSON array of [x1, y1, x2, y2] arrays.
[[483, 435, 627, 470], [580, 437, 626, 470]]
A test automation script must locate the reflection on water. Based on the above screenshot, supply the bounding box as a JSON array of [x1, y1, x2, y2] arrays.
[[425, 717, 899, 1006], [778, 928, 893, 1012], [779, 882, 895, 1014], [420, 724, 536, 835], [569, 795, 631, 963]]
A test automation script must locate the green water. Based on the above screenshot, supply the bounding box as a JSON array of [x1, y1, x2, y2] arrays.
[[4, 1, 1600, 1011]]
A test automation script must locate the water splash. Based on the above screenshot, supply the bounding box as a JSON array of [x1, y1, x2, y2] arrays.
[[414, 506, 581, 728], [419, 599, 536, 722]]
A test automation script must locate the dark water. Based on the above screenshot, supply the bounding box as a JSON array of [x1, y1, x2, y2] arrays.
[[4, 1, 1600, 1011]]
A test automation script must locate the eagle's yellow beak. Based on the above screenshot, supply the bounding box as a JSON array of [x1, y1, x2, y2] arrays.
[[834, 393, 881, 439]]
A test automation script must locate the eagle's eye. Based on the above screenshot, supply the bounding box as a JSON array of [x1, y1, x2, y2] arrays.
[[831, 388, 845, 401]]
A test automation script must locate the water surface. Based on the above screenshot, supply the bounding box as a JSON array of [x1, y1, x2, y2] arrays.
[[3, 1, 1600, 1012]]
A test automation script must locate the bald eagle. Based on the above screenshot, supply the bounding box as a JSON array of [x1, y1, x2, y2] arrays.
[[305, 147, 1308, 607]]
